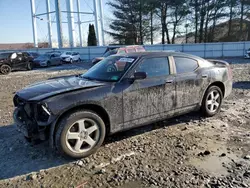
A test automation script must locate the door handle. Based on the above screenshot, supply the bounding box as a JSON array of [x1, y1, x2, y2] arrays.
[[166, 79, 173, 83], [202, 74, 208, 78]]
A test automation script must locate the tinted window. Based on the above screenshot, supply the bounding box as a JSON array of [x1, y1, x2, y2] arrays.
[[136, 57, 170, 78], [118, 50, 126, 54], [174, 57, 198, 74], [0, 53, 11, 59], [136, 47, 145, 52], [103, 49, 118, 57]]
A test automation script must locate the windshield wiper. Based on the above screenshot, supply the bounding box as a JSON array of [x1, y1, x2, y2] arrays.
[[80, 76, 97, 81]]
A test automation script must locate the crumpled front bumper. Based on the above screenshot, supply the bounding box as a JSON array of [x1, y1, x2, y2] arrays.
[[13, 107, 47, 140]]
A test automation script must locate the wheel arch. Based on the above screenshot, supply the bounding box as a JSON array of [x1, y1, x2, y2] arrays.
[[199, 81, 225, 105], [50, 103, 111, 148]]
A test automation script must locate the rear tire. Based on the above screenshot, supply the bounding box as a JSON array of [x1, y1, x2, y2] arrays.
[[47, 61, 51, 67], [0, 64, 11, 75], [201, 86, 223, 117], [55, 110, 106, 159], [70, 59, 73, 64]]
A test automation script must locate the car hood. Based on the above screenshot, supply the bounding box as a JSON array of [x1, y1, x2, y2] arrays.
[[16, 76, 107, 101]]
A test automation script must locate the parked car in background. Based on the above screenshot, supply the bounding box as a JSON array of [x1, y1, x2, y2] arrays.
[[46, 51, 62, 55], [27, 52, 40, 59], [0, 52, 33, 74], [13, 52, 232, 158], [60, 51, 81, 63], [244, 48, 250, 58], [33, 53, 62, 67], [92, 45, 145, 65]]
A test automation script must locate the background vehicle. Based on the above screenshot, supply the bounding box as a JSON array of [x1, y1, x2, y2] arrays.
[[60, 51, 81, 63], [13, 52, 232, 158], [0, 52, 33, 74], [244, 48, 250, 58], [33, 53, 62, 67], [92, 45, 145, 65], [27, 52, 40, 59]]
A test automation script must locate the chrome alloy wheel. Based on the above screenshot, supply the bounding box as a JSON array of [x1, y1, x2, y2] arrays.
[[65, 118, 100, 153]]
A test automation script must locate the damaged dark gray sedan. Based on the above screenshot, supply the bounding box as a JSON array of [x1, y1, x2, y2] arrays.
[[13, 52, 232, 158]]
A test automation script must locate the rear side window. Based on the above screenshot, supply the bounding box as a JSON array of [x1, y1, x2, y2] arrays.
[[136, 57, 170, 78], [174, 57, 198, 74], [126, 48, 136, 53]]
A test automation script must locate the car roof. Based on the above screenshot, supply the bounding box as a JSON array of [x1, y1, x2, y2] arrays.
[[113, 51, 204, 60]]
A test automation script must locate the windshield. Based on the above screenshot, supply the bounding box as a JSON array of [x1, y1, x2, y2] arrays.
[[103, 49, 118, 57], [81, 56, 137, 82], [36, 54, 49, 60], [66, 52, 72, 55], [0, 53, 11, 59]]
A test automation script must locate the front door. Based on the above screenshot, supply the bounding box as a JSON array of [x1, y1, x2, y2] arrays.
[[122, 56, 175, 129]]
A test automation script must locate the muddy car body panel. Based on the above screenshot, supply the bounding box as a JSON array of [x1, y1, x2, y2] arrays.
[[13, 52, 233, 145]]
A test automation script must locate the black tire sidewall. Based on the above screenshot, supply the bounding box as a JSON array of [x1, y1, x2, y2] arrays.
[[201, 86, 223, 117], [27, 62, 33, 70], [0, 64, 11, 75], [55, 110, 106, 159]]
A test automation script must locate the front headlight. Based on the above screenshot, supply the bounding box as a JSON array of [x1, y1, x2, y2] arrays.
[[37, 103, 51, 122]]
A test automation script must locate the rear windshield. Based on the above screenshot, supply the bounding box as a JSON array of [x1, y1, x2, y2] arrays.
[[103, 49, 118, 57]]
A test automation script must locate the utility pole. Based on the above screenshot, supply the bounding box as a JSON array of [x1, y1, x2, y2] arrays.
[[55, 0, 63, 48], [66, 0, 76, 47], [46, 0, 52, 48], [98, 0, 105, 46], [76, 0, 83, 47], [30, 0, 38, 48], [93, 0, 100, 46]]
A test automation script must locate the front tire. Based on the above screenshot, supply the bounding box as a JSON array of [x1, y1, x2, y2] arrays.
[[70, 58, 73, 64], [55, 110, 106, 159], [201, 86, 223, 117], [26, 62, 33, 70], [0, 64, 11, 75]]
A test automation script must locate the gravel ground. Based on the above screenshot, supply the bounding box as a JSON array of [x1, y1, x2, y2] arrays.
[[0, 59, 250, 188]]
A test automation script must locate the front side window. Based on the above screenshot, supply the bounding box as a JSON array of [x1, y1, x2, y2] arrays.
[[174, 57, 198, 74], [82, 56, 137, 82], [135, 57, 170, 78]]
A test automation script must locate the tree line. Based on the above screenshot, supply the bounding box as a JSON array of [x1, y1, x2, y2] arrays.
[[107, 0, 250, 45]]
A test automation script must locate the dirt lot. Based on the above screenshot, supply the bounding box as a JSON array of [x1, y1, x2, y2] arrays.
[[0, 60, 250, 188]]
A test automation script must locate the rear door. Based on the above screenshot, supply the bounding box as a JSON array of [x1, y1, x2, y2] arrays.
[[51, 53, 61, 65], [173, 56, 208, 109], [122, 56, 175, 129], [13, 53, 25, 69]]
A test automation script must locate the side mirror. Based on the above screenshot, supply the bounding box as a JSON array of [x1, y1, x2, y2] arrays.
[[134, 72, 147, 80]]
